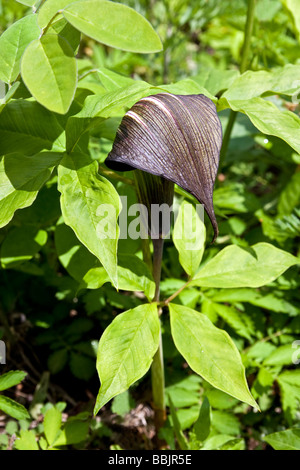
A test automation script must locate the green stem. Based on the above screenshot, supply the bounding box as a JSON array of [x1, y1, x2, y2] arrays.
[[150, 237, 166, 433], [219, 0, 256, 167], [240, 0, 257, 75]]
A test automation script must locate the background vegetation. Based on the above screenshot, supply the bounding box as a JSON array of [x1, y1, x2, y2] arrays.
[[0, 0, 300, 450]]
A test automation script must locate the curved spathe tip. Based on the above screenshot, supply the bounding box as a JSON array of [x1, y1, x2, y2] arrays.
[[105, 93, 222, 242]]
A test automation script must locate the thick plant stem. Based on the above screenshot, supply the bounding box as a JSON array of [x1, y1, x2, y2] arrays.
[[151, 237, 166, 434], [219, 0, 256, 167]]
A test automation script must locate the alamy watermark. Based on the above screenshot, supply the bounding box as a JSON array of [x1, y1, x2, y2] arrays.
[[96, 197, 205, 250]]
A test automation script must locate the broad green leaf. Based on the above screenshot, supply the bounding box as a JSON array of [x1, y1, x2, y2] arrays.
[[96, 67, 135, 91], [57, 153, 120, 287], [0, 14, 41, 84], [1, 225, 47, 268], [48, 349, 68, 374], [226, 97, 300, 154], [111, 390, 135, 417], [191, 243, 299, 288], [21, 34, 77, 114], [212, 303, 255, 341], [193, 397, 211, 442], [168, 394, 189, 450], [169, 303, 258, 409], [16, 0, 38, 5], [0, 152, 62, 228], [220, 438, 245, 450], [264, 428, 300, 450], [157, 79, 216, 101], [201, 433, 242, 450], [94, 303, 160, 414], [0, 395, 30, 420], [82, 254, 155, 301], [52, 419, 90, 446], [173, 200, 206, 277], [0, 370, 27, 391], [193, 68, 240, 96], [263, 344, 296, 366], [14, 430, 39, 451], [213, 183, 260, 214], [43, 406, 62, 446], [277, 370, 300, 423], [223, 65, 300, 101], [211, 410, 240, 436], [0, 100, 65, 155], [55, 217, 98, 282], [210, 288, 298, 315], [278, 172, 300, 216], [38, 0, 77, 29], [66, 81, 151, 152], [63, 0, 162, 53], [166, 375, 201, 409], [48, 18, 81, 52], [281, 0, 300, 41]]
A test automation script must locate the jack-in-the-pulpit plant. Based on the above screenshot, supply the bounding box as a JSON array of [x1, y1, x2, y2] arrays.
[[94, 89, 300, 431], [103, 93, 222, 428]]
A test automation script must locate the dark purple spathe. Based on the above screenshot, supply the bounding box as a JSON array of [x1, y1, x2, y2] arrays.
[[105, 93, 222, 241]]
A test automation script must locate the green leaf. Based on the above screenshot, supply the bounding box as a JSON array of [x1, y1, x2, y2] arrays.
[[264, 428, 300, 450], [278, 172, 300, 216], [169, 303, 258, 409], [66, 81, 151, 152], [157, 79, 216, 101], [226, 97, 300, 154], [193, 397, 211, 442], [52, 419, 89, 446], [0, 152, 62, 229], [168, 394, 189, 450], [82, 254, 155, 301], [263, 344, 295, 367], [212, 303, 255, 341], [16, 0, 38, 5], [43, 406, 62, 446], [223, 65, 300, 101], [0, 14, 41, 84], [111, 390, 135, 417], [58, 153, 121, 287], [0, 100, 65, 155], [63, 0, 162, 53], [193, 68, 240, 96], [21, 34, 77, 114], [96, 67, 135, 91], [1, 225, 47, 268], [173, 200, 206, 277], [213, 182, 260, 214], [94, 303, 160, 414], [191, 243, 299, 288], [48, 348, 69, 374], [48, 18, 81, 52], [277, 370, 300, 423], [0, 370, 27, 391], [210, 288, 298, 315], [14, 430, 39, 450], [55, 217, 98, 282], [0, 395, 30, 420], [38, 0, 76, 29], [281, 0, 300, 41]]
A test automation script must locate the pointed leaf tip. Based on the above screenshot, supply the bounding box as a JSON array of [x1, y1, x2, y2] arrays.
[[105, 93, 222, 241]]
